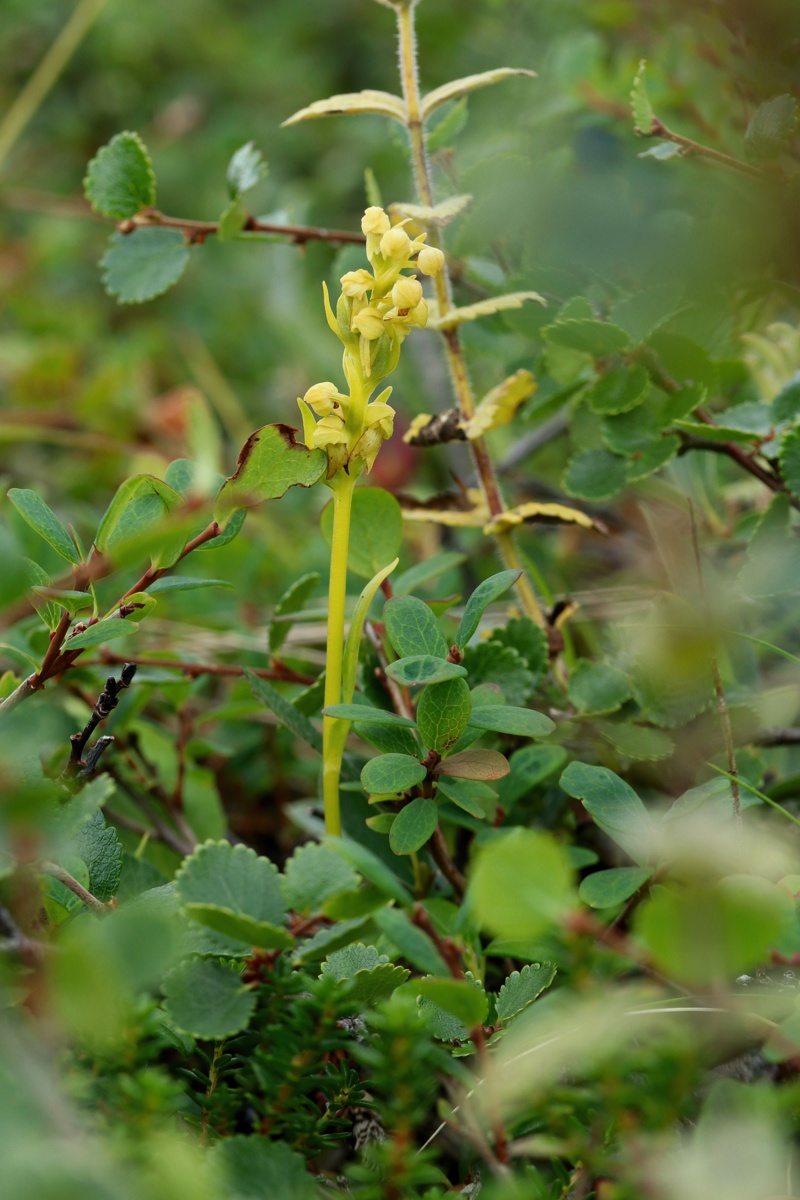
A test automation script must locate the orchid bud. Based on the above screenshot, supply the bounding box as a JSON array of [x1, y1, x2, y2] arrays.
[[353, 306, 386, 341], [379, 225, 411, 260], [417, 245, 445, 276], [391, 276, 423, 310], [340, 268, 375, 299], [303, 381, 341, 416], [361, 206, 390, 236]]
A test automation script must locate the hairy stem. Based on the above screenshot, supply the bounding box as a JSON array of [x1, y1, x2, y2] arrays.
[[395, 3, 545, 627]]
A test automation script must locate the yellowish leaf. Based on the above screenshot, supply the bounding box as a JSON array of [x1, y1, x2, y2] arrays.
[[422, 68, 537, 121], [282, 90, 407, 127], [389, 195, 472, 228], [401, 488, 488, 528], [463, 370, 537, 439], [429, 291, 546, 332], [483, 501, 603, 536]]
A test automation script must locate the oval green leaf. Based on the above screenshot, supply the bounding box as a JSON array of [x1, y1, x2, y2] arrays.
[[361, 753, 426, 796], [385, 656, 467, 687], [456, 569, 521, 650], [8, 488, 79, 564], [416, 678, 472, 754], [468, 705, 555, 738], [384, 594, 449, 659], [389, 797, 439, 855], [579, 867, 653, 909], [320, 487, 403, 579]]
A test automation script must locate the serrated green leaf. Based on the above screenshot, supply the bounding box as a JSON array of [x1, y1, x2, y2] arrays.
[[75, 811, 122, 902], [560, 761, 654, 864], [579, 867, 652, 909], [163, 958, 255, 1039], [389, 797, 438, 855], [214, 424, 325, 524], [471, 828, 576, 940], [183, 904, 293, 949], [487, 616, 548, 680], [282, 842, 358, 914], [63, 619, 139, 651], [385, 656, 467, 686], [176, 840, 287, 929], [415, 976, 488, 1028], [437, 749, 509, 780], [8, 488, 79, 564], [495, 961, 557, 1022], [210, 1138, 318, 1200], [568, 660, 632, 715], [384, 594, 449, 659], [468, 705, 555, 738], [323, 704, 415, 727], [361, 753, 426, 796], [744, 94, 797, 163], [463, 642, 535, 706], [625, 435, 680, 482], [96, 474, 185, 568], [773, 371, 800, 424], [321, 945, 409, 1004], [320, 486, 403, 579], [416, 677, 472, 754], [563, 448, 628, 501], [56, 777, 116, 838], [246, 670, 323, 753], [227, 141, 267, 197], [587, 365, 649, 415], [84, 131, 155, 218], [320, 942, 386, 978], [456, 569, 521, 649], [496, 744, 568, 808], [269, 572, 320, 653], [101, 228, 190, 304], [630, 60, 655, 134], [543, 319, 630, 357], [780, 426, 800, 498]]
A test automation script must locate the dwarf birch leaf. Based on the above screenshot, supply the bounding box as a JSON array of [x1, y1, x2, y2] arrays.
[[495, 961, 557, 1023], [773, 372, 800, 424], [416, 678, 472, 753], [282, 90, 407, 126], [389, 797, 439, 855], [415, 976, 488, 1029], [597, 721, 675, 761], [8, 489, 80, 564], [630, 60, 655, 134], [436, 749, 510, 781], [384, 595, 449, 659], [227, 141, 267, 197], [468, 705, 555, 738], [471, 829, 576, 940], [214, 425, 326, 523], [101, 228, 189, 304], [282, 843, 358, 914], [544, 319, 630, 356], [84, 131, 155, 218], [564, 449, 628, 501], [464, 643, 535, 706], [779, 427, 800, 498], [579, 867, 653, 909], [386, 657, 467, 687], [456, 569, 521, 649], [76, 811, 122, 903], [625, 435, 680, 482], [361, 754, 426, 796], [422, 68, 537, 120], [176, 840, 287, 927], [246, 671, 323, 754], [163, 958, 255, 1039], [587, 365, 649, 415]]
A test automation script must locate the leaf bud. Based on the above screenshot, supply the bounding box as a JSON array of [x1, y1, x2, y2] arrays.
[[391, 276, 423, 310], [417, 246, 445, 276]]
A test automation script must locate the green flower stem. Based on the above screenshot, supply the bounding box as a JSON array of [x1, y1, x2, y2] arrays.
[[395, 1, 546, 629], [322, 469, 357, 837]]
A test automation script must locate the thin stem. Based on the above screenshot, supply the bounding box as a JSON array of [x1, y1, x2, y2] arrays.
[[647, 117, 768, 182], [322, 472, 357, 836], [40, 861, 110, 914], [123, 209, 365, 247], [0, 0, 109, 173], [395, 4, 545, 628]]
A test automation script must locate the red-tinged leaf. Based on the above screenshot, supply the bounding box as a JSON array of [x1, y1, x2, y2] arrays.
[[435, 749, 510, 781]]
